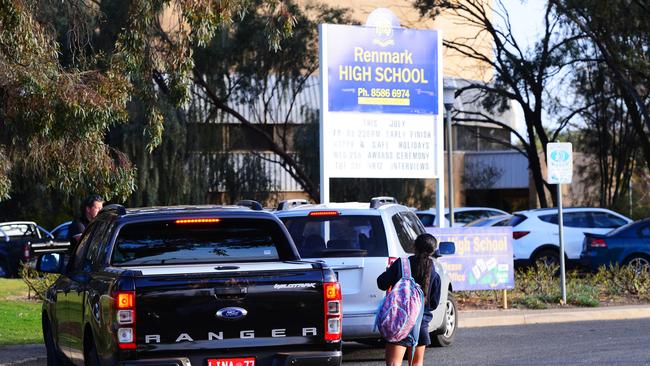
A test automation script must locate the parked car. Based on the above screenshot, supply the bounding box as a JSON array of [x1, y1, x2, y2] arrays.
[[465, 214, 513, 227], [275, 197, 457, 347], [35, 204, 342, 365], [580, 218, 650, 273], [416, 207, 508, 227], [0, 221, 53, 277], [50, 221, 71, 242], [503, 208, 632, 267]]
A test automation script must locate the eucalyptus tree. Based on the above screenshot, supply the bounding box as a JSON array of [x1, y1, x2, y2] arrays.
[[553, 0, 650, 206], [413, 0, 583, 207], [0, 0, 296, 203]]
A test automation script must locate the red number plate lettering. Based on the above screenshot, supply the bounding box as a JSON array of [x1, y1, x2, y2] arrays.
[[207, 357, 255, 366]]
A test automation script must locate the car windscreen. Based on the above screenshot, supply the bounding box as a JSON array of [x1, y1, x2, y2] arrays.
[[494, 214, 527, 227], [281, 215, 388, 258], [606, 220, 640, 237], [0, 224, 38, 240], [111, 218, 294, 266]]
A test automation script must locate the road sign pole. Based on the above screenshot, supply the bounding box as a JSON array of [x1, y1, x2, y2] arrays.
[[557, 184, 567, 304]]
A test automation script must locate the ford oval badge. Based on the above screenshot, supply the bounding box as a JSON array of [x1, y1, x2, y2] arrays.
[[216, 307, 248, 321]]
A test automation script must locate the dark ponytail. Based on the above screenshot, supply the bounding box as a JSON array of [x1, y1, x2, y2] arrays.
[[413, 233, 436, 305]]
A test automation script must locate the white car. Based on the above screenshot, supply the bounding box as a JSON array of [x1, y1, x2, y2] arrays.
[[275, 198, 458, 346], [502, 207, 632, 266], [416, 207, 508, 228]]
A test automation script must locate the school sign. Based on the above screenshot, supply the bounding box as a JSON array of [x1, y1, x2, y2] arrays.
[[319, 12, 444, 187]]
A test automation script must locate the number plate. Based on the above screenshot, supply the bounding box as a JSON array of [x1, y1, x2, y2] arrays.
[[207, 357, 255, 366]]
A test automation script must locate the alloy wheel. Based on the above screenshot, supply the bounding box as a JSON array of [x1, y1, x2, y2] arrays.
[[444, 298, 456, 338]]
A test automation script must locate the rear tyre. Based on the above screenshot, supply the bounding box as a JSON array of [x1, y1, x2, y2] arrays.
[[84, 335, 102, 366], [430, 293, 458, 347], [532, 249, 560, 268], [624, 254, 650, 275], [43, 318, 65, 366]]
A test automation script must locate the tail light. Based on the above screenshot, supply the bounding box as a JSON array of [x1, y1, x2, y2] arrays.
[[513, 231, 530, 240], [115, 291, 136, 349], [23, 243, 30, 262], [589, 238, 607, 248], [323, 282, 342, 342]]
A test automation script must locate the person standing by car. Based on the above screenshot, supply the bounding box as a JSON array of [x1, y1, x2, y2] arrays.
[[68, 194, 103, 248], [377, 233, 441, 366]]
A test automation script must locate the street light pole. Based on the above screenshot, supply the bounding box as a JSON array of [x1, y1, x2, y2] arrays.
[[445, 105, 454, 227], [443, 79, 457, 227]]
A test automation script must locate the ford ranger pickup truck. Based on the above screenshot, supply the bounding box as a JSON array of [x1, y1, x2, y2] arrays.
[[35, 204, 342, 366]]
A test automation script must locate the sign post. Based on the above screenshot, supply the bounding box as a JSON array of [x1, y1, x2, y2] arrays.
[[319, 9, 444, 221], [546, 142, 573, 304]]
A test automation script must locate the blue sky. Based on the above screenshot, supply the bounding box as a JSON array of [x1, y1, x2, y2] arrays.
[[497, 0, 548, 139], [499, 0, 546, 51]]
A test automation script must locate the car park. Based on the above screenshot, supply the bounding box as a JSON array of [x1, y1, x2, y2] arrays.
[[0, 221, 54, 277], [275, 197, 457, 347], [503, 208, 632, 266], [580, 218, 650, 274], [416, 207, 508, 228], [34, 204, 342, 366]]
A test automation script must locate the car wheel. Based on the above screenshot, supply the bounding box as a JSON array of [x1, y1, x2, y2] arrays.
[[430, 293, 458, 347], [624, 254, 650, 275], [532, 249, 560, 268], [44, 319, 66, 366], [84, 338, 102, 366]]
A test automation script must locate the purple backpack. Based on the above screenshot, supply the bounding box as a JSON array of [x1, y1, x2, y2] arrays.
[[375, 258, 425, 344]]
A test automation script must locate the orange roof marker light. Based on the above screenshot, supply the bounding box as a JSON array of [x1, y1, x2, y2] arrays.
[[175, 218, 221, 224]]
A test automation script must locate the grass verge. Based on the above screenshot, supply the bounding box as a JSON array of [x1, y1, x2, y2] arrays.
[[0, 279, 43, 345]]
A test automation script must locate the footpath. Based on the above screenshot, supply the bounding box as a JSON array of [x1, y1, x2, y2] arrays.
[[2, 304, 649, 365]]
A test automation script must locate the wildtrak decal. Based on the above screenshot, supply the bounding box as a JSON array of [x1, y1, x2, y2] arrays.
[[273, 283, 316, 289]]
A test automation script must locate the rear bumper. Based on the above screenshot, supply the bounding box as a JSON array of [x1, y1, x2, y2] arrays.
[[119, 350, 342, 366], [341, 313, 377, 340]]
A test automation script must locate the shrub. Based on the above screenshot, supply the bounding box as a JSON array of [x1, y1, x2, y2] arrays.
[[20, 266, 58, 301], [593, 264, 650, 300]]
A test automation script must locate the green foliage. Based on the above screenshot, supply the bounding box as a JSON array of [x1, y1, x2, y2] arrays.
[[592, 264, 650, 300], [515, 263, 560, 297], [465, 263, 650, 310], [0, 0, 298, 205], [20, 266, 59, 302]]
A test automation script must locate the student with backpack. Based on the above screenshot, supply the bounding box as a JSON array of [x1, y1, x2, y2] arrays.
[[376, 233, 442, 366]]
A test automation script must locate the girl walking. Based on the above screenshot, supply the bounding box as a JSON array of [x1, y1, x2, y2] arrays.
[[377, 233, 441, 366]]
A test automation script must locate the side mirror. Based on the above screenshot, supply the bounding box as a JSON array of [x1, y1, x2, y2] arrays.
[[37, 253, 63, 273], [435, 241, 455, 257]]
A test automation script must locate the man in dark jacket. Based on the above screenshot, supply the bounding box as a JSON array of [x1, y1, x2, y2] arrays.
[[68, 194, 103, 248]]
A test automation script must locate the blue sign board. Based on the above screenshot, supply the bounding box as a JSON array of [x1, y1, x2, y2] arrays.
[[426, 227, 515, 291], [325, 24, 439, 115]]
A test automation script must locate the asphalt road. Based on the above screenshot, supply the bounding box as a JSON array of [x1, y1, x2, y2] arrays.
[[342, 318, 650, 365]]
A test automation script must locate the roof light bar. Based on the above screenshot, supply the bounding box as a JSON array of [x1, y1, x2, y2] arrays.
[[175, 218, 221, 224]]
